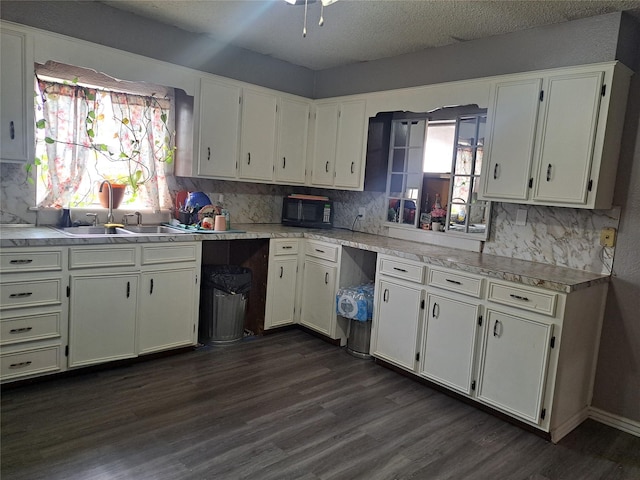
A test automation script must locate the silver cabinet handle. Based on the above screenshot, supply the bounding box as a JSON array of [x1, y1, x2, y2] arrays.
[[493, 163, 499, 179], [393, 267, 407, 273], [9, 292, 32, 298], [324, 272, 329, 284], [9, 259, 33, 265], [546, 164, 552, 181], [9, 327, 33, 334], [282, 246, 293, 250], [315, 249, 325, 253], [383, 288, 389, 302], [509, 294, 530, 302], [445, 279, 462, 285]]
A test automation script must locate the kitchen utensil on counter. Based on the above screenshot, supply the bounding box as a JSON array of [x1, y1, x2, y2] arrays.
[[214, 215, 227, 231], [186, 192, 211, 210]]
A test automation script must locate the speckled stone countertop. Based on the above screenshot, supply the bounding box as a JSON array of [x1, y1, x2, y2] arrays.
[[0, 224, 608, 293]]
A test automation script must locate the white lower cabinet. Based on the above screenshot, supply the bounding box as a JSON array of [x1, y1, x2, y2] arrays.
[[68, 242, 201, 369], [68, 273, 138, 367], [299, 240, 346, 343], [264, 239, 300, 330], [419, 293, 480, 395], [476, 309, 553, 424], [0, 247, 67, 382], [138, 267, 197, 354], [372, 278, 423, 372]]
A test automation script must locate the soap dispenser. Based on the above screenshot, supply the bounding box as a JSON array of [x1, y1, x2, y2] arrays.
[[57, 208, 73, 228]]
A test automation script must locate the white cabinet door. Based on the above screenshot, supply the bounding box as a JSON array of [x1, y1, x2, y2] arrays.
[[420, 294, 480, 395], [0, 29, 30, 162], [477, 309, 553, 424], [299, 257, 337, 336], [68, 273, 138, 367], [481, 78, 541, 201], [311, 103, 339, 186], [264, 256, 298, 329], [198, 78, 240, 178], [239, 89, 277, 181], [372, 278, 423, 372], [532, 72, 604, 204], [138, 267, 197, 354], [276, 97, 309, 184], [334, 99, 366, 189]]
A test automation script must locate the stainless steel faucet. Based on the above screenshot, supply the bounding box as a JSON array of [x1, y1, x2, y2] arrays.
[[134, 211, 142, 226], [99, 180, 114, 224], [86, 213, 99, 226]]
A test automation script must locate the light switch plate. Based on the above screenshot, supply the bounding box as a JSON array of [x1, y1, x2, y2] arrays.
[[515, 209, 527, 226], [600, 227, 616, 247]]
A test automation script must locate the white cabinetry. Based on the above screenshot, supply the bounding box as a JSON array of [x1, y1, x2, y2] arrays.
[[480, 63, 631, 209], [239, 88, 277, 182], [275, 97, 309, 184], [195, 77, 241, 178], [0, 247, 67, 382], [419, 268, 483, 395], [372, 256, 426, 372], [299, 240, 345, 343], [138, 243, 201, 354], [264, 239, 300, 329], [68, 245, 138, 367], [0, 28, 32, 163], [68, 242, 201, 368], [311, 99, 367, 190]]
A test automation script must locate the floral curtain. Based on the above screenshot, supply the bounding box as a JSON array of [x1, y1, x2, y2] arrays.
[[35, 79, 173, 211]]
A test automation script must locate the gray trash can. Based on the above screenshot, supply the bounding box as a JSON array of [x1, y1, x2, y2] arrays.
[[199, 266, 252, 345]]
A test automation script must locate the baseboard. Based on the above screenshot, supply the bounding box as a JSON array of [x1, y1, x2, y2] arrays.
[[550, 408, 589, 443], [589, 407, 640, 437]]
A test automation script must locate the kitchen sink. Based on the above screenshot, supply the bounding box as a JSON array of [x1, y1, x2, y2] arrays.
[[53, 226, 135, 236], [121, 225, 186, 234]]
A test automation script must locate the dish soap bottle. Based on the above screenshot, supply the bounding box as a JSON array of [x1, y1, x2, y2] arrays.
[[57, 208, 73, 228]]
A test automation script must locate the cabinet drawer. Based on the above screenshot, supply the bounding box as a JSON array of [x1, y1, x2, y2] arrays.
[[1, 345, 60, 381], [70, 246, 137, 269], [0, 279, 62, 310], [305, 241, 339, 262], [142, 243, 198, 265], [428, 268, 483, 298], [271, 239, 299, 256], [487, 281, 557, 317], [1, 312, 61, 345], [1, 250, 62, 273], [379, 257, 425, 284]]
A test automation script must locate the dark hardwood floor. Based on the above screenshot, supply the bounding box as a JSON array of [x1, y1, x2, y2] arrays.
[[2, 329, 639, 480]]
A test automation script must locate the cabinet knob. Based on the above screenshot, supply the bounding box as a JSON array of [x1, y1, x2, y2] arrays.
[[283, 157, 286, 169], [248, 152, 251, 165], [493, 163, 499, 180], [207, 147, 211, 161], [9, 259, 33, 265], [10, 121, 15, 140], [150, 278, 154, 295], [350, 162, 354, 174], [9, 361, 32, 369], [324, 272, 329, 284], [383, 288, 389, 302], [280, 266, 283, 278], [432, 302, 439, 318], [325, 161, 329, 173], [493, 319, 502, 337], [546, 164, 552, 182], [9, 327, 33, 334]]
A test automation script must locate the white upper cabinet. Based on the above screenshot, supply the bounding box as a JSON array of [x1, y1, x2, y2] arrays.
[[311, 99, 367, 190], [275, 97, 310, 185], [196, 77, 241, 179], [239, 88, 277, 182], [480, 63, 631, 209], [0, 28, 32, 163]]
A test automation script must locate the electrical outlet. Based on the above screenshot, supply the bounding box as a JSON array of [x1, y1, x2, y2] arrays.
[[358, 207, 366, 220], [600, 227, 616, 247]]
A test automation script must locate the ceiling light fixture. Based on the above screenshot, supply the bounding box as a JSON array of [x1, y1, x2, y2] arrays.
[[285, 0, 339, 38]]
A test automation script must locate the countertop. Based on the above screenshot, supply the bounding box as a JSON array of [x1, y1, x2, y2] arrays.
[[0, 224, 609, 293]]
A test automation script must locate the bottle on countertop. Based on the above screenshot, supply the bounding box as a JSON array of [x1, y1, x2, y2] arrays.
[[217, 194, 230, 230], [57, 208, 73, 228]]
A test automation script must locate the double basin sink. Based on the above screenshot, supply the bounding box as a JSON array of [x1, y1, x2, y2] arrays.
[[54, 225, 186, 236]]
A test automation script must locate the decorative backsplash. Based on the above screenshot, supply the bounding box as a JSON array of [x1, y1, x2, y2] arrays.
[[1, 167, 616, 274]]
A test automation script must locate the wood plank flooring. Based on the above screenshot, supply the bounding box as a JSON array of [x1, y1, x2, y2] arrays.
[[2, 329, 639, 480]]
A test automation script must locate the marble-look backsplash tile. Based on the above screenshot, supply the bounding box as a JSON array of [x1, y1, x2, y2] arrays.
[[0, 163, 37, 224], [483, 203, 618, 274]]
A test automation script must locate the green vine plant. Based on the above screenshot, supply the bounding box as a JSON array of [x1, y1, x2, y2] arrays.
[[27, 74, 176, 206]]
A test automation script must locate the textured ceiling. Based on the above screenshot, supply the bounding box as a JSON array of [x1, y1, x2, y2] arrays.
[[101, 0, 640, 70]]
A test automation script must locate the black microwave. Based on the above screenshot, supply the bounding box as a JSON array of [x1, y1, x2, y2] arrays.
[[282, 197, 334, 229]]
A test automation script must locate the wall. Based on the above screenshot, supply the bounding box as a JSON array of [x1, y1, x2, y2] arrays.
[[1, 7, 639, 425]]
